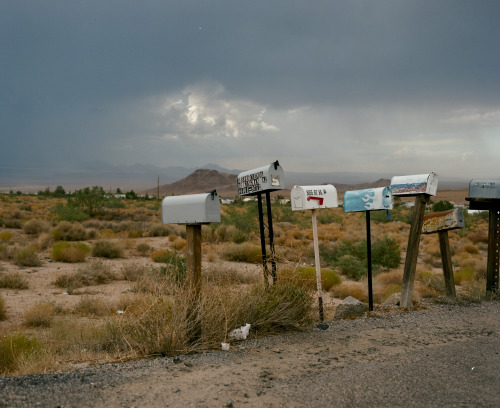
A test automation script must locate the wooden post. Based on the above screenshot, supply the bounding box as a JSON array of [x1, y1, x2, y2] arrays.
[[186, 224, 202, 343], [400, 195, 430, 308], [311, 209, 325, 322], [486, 209, 500, 295], [438, 231, 456, 297]]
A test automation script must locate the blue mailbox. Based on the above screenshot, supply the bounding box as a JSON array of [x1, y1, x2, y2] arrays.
[[343, 187, 393, 213]]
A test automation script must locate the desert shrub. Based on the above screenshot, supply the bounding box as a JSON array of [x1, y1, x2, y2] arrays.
[[332, 281, 368, 302], [461, 243, 479, 255], [171, 237, 186, 251], [51, 221, 87, 241], [454, 266, 475, 285], [220, 243, 262, 263], [0, 231, 13, 242], [432, 200, 454, 212], [0, 294, 6, 320], [50, 203, 89, 222], [51, 241, 91, 263], [127, 229, 143, 238], [468, 232, 489, 245], [121, 263, 150, 281], [15, 246, 42, 267], [0, 333, 41, 374], [37, 233, 54, 250], [0, 272, 29, 289], [375, 270, 403, 285], [3, 218, 22, 229], [54, 260, 116, 292], [22, 219, 51, 236], [221, 204, 259, 234], [317, 209, 343, 225], [242, 284, 312, 332], [151, 250, 187, 283], [279, 266, 341, 291], [147, 224, 174, 237], [73, 296, 111, 317], [135, 242, 151, 255], [321, 236, 401, 280], [417, 270, 445, 298], [92, 240, 123, 258], [23, 303, 55, 327]]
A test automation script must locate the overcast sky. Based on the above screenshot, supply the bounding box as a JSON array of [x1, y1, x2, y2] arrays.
[[1, 0, 499, 184]]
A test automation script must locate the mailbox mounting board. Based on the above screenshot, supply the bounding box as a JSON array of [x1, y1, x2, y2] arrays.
[[291, 184, 338, 211], [390, 173, 438, 196], [343, 187, 393, 213], [237, 162, 285, 196], [161, 192, 221, 225]]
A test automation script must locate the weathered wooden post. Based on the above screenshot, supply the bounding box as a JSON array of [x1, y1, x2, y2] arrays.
[[291, 184, 339, 324], [390, 173, 438, 308], [343, 186, 393, 311], [422, 208, 466, 297], [161, 191, 221, 343], [466, 180, 500, 296], [237, 161, 285, 286]]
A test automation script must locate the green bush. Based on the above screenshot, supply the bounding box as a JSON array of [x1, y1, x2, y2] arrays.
[[51, 221, 87, 241], [0, 333, 41, 374], [51, 241, 91, 263], [279, 266, 341, 291], [92, 240, 123, 258], [432, 200, 454, 212], [50, 203, 89, 222], [151, 250, 187, 283]]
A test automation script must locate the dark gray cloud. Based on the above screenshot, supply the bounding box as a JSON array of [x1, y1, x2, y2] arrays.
[[1, 0, 499, 185]]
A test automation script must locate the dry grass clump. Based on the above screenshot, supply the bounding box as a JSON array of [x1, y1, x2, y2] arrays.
[[171, 237, 186, 251], [468, 232, 489, 245], [51, 221, 88, 241], [51, 241, 91, 263], [135, 242, 151, 256], [14, 246, 42, 267], [54, 260, 117, 293], [0, 231, 13, 242], [147, 224, 175, 237], [0, 294, 6, 320], [220, 242, 262, 263], [0, 272, 29, 290], [0, 333, 41, 374], [22, 219, 51, 236], [73, 296, 112, 317], [23, 303, 56, 327], [332, 281, 368, 302], [278, 266, 341, 291], [203, 264, 259, 286], [375, 269, 403, 285], [92, 240, 124, 258], [454, 266, 475, 285], [416, 269, 445, 298], [120, 263, 150, 282]]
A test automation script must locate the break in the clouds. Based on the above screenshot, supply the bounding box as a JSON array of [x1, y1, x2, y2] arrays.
[[1, 0, 499, 186]]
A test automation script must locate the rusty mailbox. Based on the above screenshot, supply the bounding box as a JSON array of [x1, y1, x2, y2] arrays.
[[291, 184, 338, 326], [422, 208, 465, 297], [161, 191, 220, 225], [390, 172, 439, 308], [291, 184, 338, 211], [237, 161, 285, 286], [466, 179, 500, 294], [390, 172, 438, 196]]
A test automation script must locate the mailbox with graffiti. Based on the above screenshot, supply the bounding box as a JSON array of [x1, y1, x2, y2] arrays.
[[291, 184, 338, 211], [343, 187, 393, 213], [237, 161, 285, 196], [390, 172, 438, 196]]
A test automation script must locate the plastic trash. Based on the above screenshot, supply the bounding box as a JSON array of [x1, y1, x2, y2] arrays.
[[221, 342, 230, 351], [228, 323, 251, 341]]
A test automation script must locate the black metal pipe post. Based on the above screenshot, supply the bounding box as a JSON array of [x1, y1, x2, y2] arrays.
[[257, 194, 269, 286], [366, 211, 373, 311], [266, 191, 277, 285], [486, 209, 500, 295]]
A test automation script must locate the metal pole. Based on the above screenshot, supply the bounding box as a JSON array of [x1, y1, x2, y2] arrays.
[[265, 191, 277, 285], [311, 209, 325, 321], [486, 209, 500, 295], [257, 194, 269, 286], [366, 211, 373, 311]]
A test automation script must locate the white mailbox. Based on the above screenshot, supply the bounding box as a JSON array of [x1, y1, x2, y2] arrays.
[[161, 191, 221, 225], [343, 187, 393, 213], [390, 172, 438, 196], [237, 161, 285, 196], [291, 184, 338, 211]]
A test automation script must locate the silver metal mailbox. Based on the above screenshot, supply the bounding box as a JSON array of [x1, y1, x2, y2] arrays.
[[390, 172, 438, 196], [161, 191, 221, 225], [422, 208, 465, 234], [343, 187, 393, 213], [290, 184, 338, 211], [237, 161, 285, 196], [469, 180, 500, 199]]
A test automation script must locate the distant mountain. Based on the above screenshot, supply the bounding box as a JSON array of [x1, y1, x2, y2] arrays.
[[142, 169, 237, 196]]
